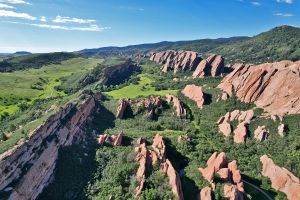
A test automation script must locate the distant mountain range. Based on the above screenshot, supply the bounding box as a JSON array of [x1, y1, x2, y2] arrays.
[[80, 25, 300, 64]]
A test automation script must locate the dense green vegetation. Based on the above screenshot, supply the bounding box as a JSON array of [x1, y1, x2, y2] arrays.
[[0, 52, 77, 72]]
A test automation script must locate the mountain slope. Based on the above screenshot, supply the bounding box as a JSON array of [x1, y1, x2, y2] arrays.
[[210, 25, 300, 64]]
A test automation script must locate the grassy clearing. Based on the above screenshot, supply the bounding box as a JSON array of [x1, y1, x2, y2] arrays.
[[0, 57, 102, 115], [104, 74, 178, 99]]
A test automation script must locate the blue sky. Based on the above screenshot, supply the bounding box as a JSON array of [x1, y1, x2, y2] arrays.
[[0, 0, 299, 53]]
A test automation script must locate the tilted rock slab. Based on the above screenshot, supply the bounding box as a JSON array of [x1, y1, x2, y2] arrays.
[[218, 61, 300, 116], [116, 99, 130, 119], [97, 131, 124, 146], [149, 50, 224, 77], [166, 94, 187, 118], [260, 155, 300, 200], [182, 84, 205, 108], [0, 98, 96, 200]]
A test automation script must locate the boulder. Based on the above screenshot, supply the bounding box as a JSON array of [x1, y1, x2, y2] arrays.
[[254, 126, 268, 141], [166, 94, 187, 118], [260, 155, 300, 200], [182, 85, 205, 108], [161, 159, 184, 200], [116, 99, 130, 119], [233, 123, 248, 144], [218, 60, 300, 116], [200, 186, 212, 200]]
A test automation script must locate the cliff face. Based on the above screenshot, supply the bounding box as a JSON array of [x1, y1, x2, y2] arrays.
[[218, 60, 300, 116], [0, 98, 96, 200]]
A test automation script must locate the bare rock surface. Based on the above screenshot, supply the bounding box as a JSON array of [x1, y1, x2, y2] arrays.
[[199, 186, 212, 200], [260, 155, 300, 200], [166, 94, 187, 118], [116, 99, 130, 119], [218, 60, 300, 116], [254, 126, 269, 141], [182, 84, 205, 108], [97, 131, 124, 146]]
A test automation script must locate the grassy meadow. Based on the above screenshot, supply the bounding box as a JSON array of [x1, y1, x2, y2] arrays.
[[104, 74, 178, 99], [0, 57, 102, 115]]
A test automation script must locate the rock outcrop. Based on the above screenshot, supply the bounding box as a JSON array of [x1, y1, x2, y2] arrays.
[[116, 99, 130, 119], [278, 123, 286, 137], [149, 50, 224, 77], [97, 131, 124, 146], [182, 84, 205, 108], [199, 186, 212, 200], [199, 152, 244, 200], [166, 94, 187, 118], [151, 134, 166, 164], [135, 96, 162, 120], [0, 98, 96, 200], [260, 155, 300, 200], [217, 110, 254, 143], [254, 126, 269, 141], [218, 61, 300, 116], [162, 159, 184, 200]]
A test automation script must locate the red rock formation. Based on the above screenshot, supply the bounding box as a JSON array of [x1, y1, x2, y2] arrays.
[[218, 60, 300, 116], [116, 99, 130, 119], [206, 54, 225, 77], [223, 184, 244, 200], [260, 155, 300, 200], [151, 134, 166, 163], [217, 110, 253, 143], [254, 126, 268, 141], [134, 140, 152, 197], [97, 131, 124, 146], [149, 51, 224, 77], [233, 123, 247, 144], [199, 152, 227, 182], [199, 186, 212, 200], [135, 96, 162, 120], [199, 152, 245, 199], [182, 84, 205, 108], [166, 94, 187, 118]]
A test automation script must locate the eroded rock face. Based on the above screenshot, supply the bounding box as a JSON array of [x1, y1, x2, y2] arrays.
[[278, 123, 286, 137], [0, 98, 96, 200], [97, 131, 124, 146], [166, 94, 187, 118], [182, 85, 205, 108], [199, 186, 212, 200], [162, 159, 184, 200], [260, 155, 300, 200], [116, 99, 130, 119], [149, 50, 224, 77], [135, 96, 162, 120], [218, 60, 300, 116], [217, 110, 253, 143], [254, 126, 269, 141], [151, 134, 166, 164], [199, 152, 244, 199], [134, 139, 151, 197]]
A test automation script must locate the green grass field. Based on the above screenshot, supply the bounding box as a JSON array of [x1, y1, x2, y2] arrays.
[[104, 74, 178, 99], [0, 57, 102, 115]]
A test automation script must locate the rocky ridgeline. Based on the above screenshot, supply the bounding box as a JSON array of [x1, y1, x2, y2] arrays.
[[218, 60, 300, 116], [260, 155, 300, 200], [134, 134, 184, 200], [182, 84, 206, 109], [0, 97, 96, 200], [97, 131, 124, 146], [199, 152, 245, 200], [217, 110, 254, 144], [149, 50, 224, 76]]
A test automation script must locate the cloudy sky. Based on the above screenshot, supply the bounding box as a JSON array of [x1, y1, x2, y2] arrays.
[[0, 0, 298, 53]]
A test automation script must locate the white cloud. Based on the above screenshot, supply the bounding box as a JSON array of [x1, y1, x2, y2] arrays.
[[30, 23, 110, 32], [119, 6, 145, 11], [40, 16, 46, 22], [251, 1, 261, 6], [0, 9, 36, 20], [276, 0, 293, 3], [0, 3, 14, 8], [274, 13, 294, 17], [52, 15, 96, 24], [0, 0, 29, 4]]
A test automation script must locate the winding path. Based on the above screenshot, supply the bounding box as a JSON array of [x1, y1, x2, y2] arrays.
[[242, 179, 273, 200]]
